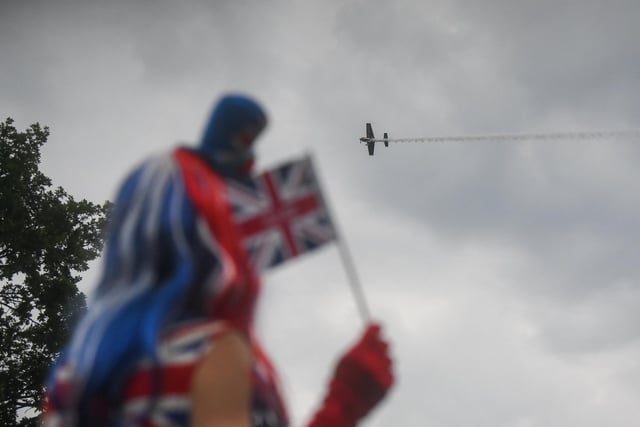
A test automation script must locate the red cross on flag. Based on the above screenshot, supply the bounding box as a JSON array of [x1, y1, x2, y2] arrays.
[[226, 155, 337, 272]]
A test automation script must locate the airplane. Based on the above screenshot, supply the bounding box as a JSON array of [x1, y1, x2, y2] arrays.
[[359, 123, 389, 156]]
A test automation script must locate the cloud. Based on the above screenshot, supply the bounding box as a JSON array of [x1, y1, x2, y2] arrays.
[[3, 0, 640, 425]]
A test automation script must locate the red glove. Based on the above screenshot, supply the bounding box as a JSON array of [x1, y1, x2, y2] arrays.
[[306, 323, 394, 427]]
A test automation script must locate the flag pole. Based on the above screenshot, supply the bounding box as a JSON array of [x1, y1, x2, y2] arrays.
[[307, 153, 372, 323], [335, 229, 372, 323]]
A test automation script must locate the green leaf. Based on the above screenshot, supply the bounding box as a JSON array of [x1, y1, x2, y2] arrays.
[[0, 118, 109, 426]]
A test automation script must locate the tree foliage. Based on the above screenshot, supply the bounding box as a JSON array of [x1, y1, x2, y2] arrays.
[[0, 118, 109, 426]]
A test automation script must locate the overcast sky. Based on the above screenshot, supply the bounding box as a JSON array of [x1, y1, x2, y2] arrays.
[[3, 0, 640, 426]]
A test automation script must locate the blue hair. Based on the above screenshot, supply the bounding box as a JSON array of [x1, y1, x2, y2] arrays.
[[49, 154, 221, 424]]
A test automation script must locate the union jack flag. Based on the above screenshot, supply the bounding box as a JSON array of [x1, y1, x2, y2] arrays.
[[227, 155, 337, 271]]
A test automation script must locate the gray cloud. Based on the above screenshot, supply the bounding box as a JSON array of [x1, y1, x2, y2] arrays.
[[3, 0, 640, 425]]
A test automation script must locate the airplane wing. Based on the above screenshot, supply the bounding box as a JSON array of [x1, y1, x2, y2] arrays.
[[367, 141, 375, 156], [366, 123, 375, 139]]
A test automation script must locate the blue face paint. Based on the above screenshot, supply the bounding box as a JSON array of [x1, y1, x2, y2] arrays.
[[198, 94, 268, 179]]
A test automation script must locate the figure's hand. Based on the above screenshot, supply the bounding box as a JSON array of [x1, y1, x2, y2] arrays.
[[333, 323, 394, 418], [306, 323, 394, 427]]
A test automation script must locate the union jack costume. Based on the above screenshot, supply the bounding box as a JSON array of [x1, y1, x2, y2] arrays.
[[43, 148, 288, 427]]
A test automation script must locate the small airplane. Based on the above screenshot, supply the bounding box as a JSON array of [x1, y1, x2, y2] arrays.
[[359, 123, 389, 156]]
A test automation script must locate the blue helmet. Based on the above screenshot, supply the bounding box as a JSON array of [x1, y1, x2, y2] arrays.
[[198, 94, 268, 178]]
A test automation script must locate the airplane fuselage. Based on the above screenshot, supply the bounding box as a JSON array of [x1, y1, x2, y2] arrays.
[[360, 123, 388, 155]]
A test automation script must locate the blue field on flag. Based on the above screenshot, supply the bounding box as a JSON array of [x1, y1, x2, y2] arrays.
[[227, 156, 337, 271]]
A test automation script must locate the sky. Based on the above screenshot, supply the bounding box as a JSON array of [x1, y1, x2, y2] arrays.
[[2, 0, 640, 425]]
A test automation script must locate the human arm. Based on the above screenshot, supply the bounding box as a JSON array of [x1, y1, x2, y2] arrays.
[[191, 329, 253, 427], [306, 323, 394, 427]]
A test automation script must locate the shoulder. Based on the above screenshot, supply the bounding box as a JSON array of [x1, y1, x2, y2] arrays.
[[114, 152, 181, 201], [190, 327, 253, 427]]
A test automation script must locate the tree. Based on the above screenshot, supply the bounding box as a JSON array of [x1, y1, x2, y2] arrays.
[[0, 118, 109, 426]]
